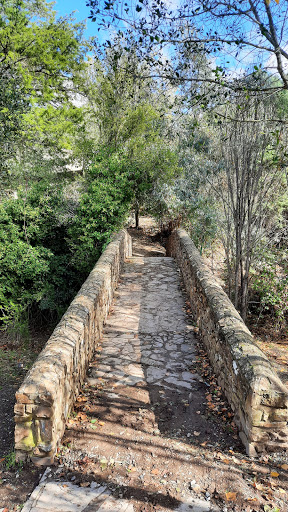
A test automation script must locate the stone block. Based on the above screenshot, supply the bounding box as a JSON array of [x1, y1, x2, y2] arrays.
[[15, 425, 32, 444], [31, 455, 54, 466], [14, 403, 25, 415], [26, 404, 35, 414], [15, 414, 32, 423], [15, 393, 34, 404], [16, 451, 28, 462]]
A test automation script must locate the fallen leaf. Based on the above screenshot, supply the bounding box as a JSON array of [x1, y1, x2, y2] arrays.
[[151, 468, 159, 475], [264, 506, 280, 512], [80, 482, 90, 487], [76, 396, 88, 403], [225, 492, 237, 502], [193, 431, 201, 436], [281, 464, 288, 470], [99, 421, 105, 426], [77, 412, 88, 422], [270, 471, 279, 478]]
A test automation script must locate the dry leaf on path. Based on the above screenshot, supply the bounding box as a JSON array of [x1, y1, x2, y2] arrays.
[[225, 492, 237, 502], [77, 412, 88, 422], [76, 396, 88, 402], [270, 471, 279, 478]]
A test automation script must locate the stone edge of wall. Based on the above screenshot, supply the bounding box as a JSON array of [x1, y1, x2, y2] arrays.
[[15, 230, 132, 466], [167, 228, 288, 456]]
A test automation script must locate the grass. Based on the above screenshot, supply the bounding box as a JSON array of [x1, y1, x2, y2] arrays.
[[4, 450, 24, 471]]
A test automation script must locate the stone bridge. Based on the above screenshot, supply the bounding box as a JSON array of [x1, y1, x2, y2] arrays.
[[15, 228, 288, 465]]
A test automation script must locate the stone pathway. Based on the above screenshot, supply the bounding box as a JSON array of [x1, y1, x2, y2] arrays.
[[22, 243, 222, 511], [89, 257, 198, 393]]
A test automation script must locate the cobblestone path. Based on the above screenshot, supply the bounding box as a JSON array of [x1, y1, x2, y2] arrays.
[[89, 256, 198, 393]]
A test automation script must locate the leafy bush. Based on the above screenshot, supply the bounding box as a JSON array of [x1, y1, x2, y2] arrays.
[[68, 152, 132, 275], [0, 155, 133, 339], [251, 250, 288, 330], [0, 197, 52, 335]]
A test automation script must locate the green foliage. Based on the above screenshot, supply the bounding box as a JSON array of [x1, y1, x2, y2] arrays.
[[0, 21, 180, 339], [4, 450, 23, 471], [0, 197, 52, 330], [0, 183, 81, 335], [0, 0, 85, 102], [251, 248, 288, 330], [0, 0, 87, 186], [150, 119, 218, 252], [68, 152, 132, 275]]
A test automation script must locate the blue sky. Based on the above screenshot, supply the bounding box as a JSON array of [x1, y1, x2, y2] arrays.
[[52, 0, 286, 80], [54, 0, 96, 38]]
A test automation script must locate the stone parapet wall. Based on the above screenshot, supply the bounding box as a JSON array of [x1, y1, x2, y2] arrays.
[[15, 230, 132, 465], [167, 229, 288, 456]]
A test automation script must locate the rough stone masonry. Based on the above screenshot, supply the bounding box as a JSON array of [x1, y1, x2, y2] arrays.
[[15, 230, 132, 465], [167, 228, 288, 456]]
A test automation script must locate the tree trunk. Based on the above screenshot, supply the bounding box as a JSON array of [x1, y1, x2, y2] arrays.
[[135, 204, 139, 229]]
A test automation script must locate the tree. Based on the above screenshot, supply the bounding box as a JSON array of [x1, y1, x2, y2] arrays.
[[68, 152, 132, 274], [148, 115, 218, 251], [0, 69, 28, 180], [81, 42, 180, 226], [0, 0, 87, 187], [209, 92, 286, 320], [87, 0, 288, 95]]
